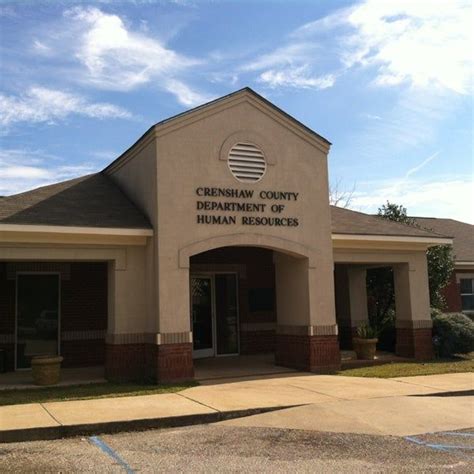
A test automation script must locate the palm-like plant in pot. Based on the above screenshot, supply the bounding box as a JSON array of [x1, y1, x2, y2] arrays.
[[353, 322, 379, 360]]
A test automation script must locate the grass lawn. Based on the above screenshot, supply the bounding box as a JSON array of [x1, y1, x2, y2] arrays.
[[0, 381, 198, 407], [338, 358, 474, 378]]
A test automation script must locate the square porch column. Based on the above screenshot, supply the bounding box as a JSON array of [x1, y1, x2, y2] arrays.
[[394, 255, 434, 360], [151, 264, 194, 383], [347, 267, 369, 342], [105, 250, 150, 382], [274, 252, 340, 373]]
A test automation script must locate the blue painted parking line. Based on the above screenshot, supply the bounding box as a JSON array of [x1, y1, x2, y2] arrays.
[[440, 432, 474, 438], [405, 435, 474, 459], [89, 436, 135, 474], [404, 436, 450, 453]]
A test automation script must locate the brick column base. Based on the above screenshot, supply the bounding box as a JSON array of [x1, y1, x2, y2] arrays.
[[154, 343, 194, 383], [275, 334, 340, 373], [396, 328, 434, 360], [106, 342, 194, 383], [105, 343, 147, 382]]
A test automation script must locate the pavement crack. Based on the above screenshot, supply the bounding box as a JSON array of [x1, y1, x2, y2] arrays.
[[39, 403, 63, 426], [286, 384, 348, 401], [389, 378, 452, 392], [176, 392, 220, 412]]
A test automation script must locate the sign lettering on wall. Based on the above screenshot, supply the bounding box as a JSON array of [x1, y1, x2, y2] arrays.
[[195, 187, 300, 227]]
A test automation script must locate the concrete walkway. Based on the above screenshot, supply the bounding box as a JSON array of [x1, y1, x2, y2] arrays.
[[1, 372, 472, 442]]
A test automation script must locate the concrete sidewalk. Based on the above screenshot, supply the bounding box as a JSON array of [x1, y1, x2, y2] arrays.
[[1, 372, 472, 442]]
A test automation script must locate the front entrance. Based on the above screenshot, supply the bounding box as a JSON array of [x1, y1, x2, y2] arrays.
[[191, 273, 239, 359], [15, 273, 60, 369]]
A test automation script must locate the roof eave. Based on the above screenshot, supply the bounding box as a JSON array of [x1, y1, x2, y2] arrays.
[[0, 223, 153, 237], [332, 233, 453, 247]]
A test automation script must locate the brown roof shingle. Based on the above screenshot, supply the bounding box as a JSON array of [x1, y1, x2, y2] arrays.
[[413, 217, 474, 262], [0, 173, 151, 229], [0, 173, 453, 243], [330, 206, 448, 239]]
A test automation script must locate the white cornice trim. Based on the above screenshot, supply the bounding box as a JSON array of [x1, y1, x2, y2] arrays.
[[0, 223, 153, 236], [455, 261, 474, 266], [332, 233, 453, 245]]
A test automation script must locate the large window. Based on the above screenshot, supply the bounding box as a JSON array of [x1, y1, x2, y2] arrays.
[[460, 278, 474, 313]]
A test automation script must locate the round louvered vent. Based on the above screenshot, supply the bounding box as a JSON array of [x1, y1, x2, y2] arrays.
[[228, 143, 267, 183]]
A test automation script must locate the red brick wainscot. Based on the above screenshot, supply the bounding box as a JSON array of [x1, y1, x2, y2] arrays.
[[0, 262, 107, 371], [105, 335, 194, 383], [396, 321, 434, 360], [275, 325, 341, 373]]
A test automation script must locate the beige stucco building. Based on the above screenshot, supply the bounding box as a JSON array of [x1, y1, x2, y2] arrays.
[[0, 88, 451, 381]]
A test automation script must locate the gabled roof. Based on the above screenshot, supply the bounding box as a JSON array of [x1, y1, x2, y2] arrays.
[[330, 206, 449, 239], [413, 217, 474, 262], [0, 173, 151, 229], [104, 87, 331, 173], [0, 172, 450, 243]]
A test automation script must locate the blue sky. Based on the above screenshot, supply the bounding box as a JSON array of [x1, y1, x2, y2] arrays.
[[1, 0, 472, 222]]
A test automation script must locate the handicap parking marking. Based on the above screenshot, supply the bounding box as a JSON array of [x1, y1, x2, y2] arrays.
[[440, 432, 474, 438], [405, 431, 474, 459], [89, 435, 135, 474]]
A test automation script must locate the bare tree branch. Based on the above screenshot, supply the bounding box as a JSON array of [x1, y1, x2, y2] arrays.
[[329, 178, 356, 208]]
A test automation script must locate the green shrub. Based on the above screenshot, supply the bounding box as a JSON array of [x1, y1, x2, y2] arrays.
[[356, 322, 379, 339], [432, 312, 474, 357]]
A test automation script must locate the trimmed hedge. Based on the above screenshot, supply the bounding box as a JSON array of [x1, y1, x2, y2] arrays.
[[432, 311, 474, 357]]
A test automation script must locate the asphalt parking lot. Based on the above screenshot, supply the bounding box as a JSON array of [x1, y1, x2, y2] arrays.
[[1, 425, 473, 473]]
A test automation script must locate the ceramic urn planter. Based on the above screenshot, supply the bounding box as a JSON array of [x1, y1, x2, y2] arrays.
[[352, 338, 378, 360], [31, 355, 64, 386]]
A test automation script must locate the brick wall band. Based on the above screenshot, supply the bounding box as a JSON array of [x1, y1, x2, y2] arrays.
[[396, 328, 434, 360], [240, 330, 275, 354], [105, 342, 194, 383], [105, 343, 147, 382], [0, 262, 108, 370], [275, 334, 341, 373]]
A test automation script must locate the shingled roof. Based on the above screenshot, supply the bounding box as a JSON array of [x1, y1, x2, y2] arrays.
[[330, 206, 449, 239], [0, 173, 151, 229], [413, 217, 474, 262], [0, 173, 450, 242]]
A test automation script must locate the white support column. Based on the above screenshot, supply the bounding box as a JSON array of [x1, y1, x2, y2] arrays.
[[347, 267, 369, 330], [393, 253, 433, 360], [274, 251, 340, 372]]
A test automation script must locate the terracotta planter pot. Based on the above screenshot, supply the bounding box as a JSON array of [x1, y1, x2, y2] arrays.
[[31, 355, 63, 386], [352, 338, 378, 360]]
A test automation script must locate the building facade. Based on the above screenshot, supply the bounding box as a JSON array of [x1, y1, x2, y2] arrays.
[[0, 89, 451, 381], [413, 218, 474, 316]]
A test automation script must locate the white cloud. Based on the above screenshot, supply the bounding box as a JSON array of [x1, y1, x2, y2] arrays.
[[246, 0, 472, 95], [242, 43, 320, 72], [404, 151, 439, 179], [0, 87, 132, 127], [165, 79, 215, 107], [57, 6, 208, 107], [259, 67, 335, 90], [32, 39, 52, 55], [350, 176, 474, 224], [297, 0, 472, 94], [0, 148, 101, 195]]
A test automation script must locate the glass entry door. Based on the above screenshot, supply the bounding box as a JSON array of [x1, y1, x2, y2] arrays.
[[191, 273, 239, 358], [16, 273, 60, 369], [191, 276, 214, 358], [215, 274, 239, 355]]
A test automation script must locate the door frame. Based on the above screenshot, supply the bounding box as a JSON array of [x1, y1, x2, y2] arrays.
[[190, 274, 215, 359], [190, 271, 240, 359], [14, 272, 61, 371]]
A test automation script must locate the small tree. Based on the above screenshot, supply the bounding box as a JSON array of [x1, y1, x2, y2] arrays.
[[426, 244, 455, 309], [377, 202, 415, 225], [376, 201, 455, 310]]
